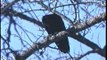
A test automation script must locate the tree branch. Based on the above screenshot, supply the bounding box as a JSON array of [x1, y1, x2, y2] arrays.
[[1, 9, 44, 28], [1, 0, 20, 14]]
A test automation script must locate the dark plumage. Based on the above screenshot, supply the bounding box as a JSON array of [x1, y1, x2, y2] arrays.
[[42, 13, 70, 53]]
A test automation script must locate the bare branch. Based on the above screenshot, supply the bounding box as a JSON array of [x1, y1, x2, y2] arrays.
[[1, 8, 44, 27], [1, 0, 20, 14]]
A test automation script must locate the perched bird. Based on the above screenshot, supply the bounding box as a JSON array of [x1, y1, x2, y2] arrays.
[[42, 13, 70, 53]]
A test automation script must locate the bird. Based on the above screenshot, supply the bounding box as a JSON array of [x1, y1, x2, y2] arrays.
[[42, 13, 70, 53]]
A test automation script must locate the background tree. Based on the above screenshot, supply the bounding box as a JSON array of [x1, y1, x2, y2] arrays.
[[1, 0, 106, 60]]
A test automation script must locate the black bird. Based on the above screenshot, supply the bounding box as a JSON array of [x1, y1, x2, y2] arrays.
[[42, 13, 70, 53]]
